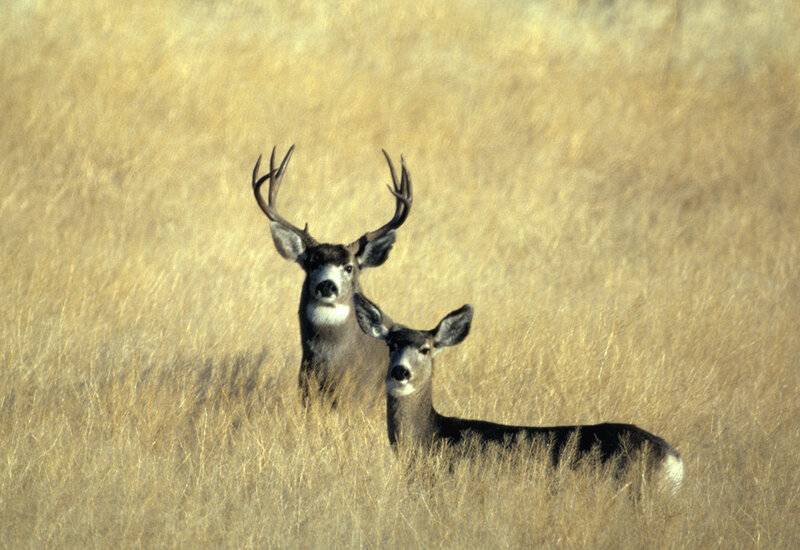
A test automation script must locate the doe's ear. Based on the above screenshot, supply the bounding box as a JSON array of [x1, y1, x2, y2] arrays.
[[354, 294, 390, 339], [433, 305, 473, 348], [356, 230, 396, 268], [270, 222, 306, 262]]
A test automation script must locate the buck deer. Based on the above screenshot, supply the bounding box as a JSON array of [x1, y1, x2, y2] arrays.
[[353, 294, 684, 490], [252, 146, 412, 406]]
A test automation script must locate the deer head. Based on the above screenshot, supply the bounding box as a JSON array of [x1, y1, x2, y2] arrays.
[[353, 293, 473, 397], [252, 146, 413, 326]]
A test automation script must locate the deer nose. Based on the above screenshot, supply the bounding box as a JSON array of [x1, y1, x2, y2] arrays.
[[315, 280, 338, 298], [390, 365, 411, 382]]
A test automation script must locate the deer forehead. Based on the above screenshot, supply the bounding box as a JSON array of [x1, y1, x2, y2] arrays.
[[390, 347, 420, 366], [388, 327, 430, 349], [309, 264, 347, 287], [304, 244, 352, 268], [388, 329, 432, 367]]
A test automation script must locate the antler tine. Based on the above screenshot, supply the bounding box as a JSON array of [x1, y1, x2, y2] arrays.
[[251, 145, 315, 245], [267, 145, 294, 206], [382, 149, 400, 194], [268, 146, 278, 202], [400, 156, 412, 211], [251, 154, 271, 215], [360, 151, 413, 243]]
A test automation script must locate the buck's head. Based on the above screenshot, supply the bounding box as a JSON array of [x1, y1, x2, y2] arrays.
[[252, 146, 412, 326], [354, 294, 473, 397]]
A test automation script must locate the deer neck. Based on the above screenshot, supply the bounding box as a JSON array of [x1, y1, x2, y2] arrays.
[[299, 287, 384, 369], [386, 380, 438, 449], [299, 285, 356, 334]]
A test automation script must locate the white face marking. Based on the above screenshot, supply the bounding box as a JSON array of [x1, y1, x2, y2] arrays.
[[385, 348, 422, 397], [305, 303, 351, 326], [309, 265, 349, 304], [662, 454, 684, 493]]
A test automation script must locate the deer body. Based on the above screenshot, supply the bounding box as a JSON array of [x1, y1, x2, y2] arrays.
[[387, 390, 679, 474], [355, 295, 685, 489], [251, 146, 413, 406]]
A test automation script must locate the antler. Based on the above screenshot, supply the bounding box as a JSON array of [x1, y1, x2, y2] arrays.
[[358, 150, 413, 244], [252, 145, 317, 246]]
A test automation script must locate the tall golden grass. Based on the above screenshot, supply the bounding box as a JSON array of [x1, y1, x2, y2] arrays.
[[2, 0, 799, 546]]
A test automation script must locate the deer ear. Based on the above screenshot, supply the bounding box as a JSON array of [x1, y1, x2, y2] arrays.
[[354, 294, 390, 339], [270, 222, 306, 262], [356, 230, 396, 268], [433, 305, 473, 348]]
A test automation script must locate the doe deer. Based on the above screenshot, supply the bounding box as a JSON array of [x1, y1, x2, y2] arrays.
[[251, 146, 412, 406], [353, 294, 684, 490]]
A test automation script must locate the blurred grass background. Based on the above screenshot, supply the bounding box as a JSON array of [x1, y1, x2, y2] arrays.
[[2, 0, 799, 547]]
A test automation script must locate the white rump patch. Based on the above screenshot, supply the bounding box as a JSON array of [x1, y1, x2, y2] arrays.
[[662, 454, 684, 492], [386, 379, 417, 397], [306, 303, 351, 326]]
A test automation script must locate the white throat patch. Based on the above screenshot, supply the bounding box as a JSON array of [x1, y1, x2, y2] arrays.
[[306, 303, 351, 326], [386, 379, 417, 397]]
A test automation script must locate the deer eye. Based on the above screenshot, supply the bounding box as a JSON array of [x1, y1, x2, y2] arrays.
[[344, 264, 354, 274], [419, 346, 431, 355]]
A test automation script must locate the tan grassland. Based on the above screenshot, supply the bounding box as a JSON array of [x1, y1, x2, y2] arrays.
[[2, 0, 800, 547]]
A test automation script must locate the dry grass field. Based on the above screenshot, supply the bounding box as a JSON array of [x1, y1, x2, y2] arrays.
[[2, 0, 800, 547]]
